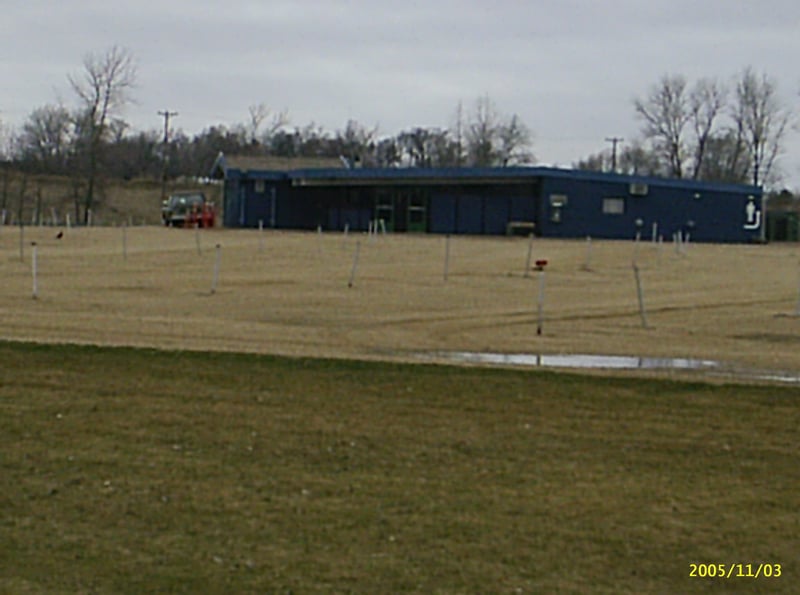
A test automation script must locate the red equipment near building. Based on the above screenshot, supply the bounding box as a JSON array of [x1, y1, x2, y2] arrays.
[[184, 202, 216, 228]]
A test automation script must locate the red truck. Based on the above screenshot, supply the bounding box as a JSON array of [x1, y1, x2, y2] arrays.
[[161, 192, 216, 228]]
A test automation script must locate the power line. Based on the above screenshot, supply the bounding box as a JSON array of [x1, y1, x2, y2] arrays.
[[158, 110, 179, 145], [605, 137, 624, 172]]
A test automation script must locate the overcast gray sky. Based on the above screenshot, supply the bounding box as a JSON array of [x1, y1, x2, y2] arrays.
[[2, 0, 799, 187]]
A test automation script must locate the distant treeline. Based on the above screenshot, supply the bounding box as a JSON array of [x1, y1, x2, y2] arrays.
[[7, 97, 534, 182], [1, 44, 796, 205]]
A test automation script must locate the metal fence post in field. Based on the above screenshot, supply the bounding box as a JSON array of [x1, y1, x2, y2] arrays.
[[535, 259, 548, 335], [582, 236, 593, 271], [443, 234, 451, 281], [524, 233, 534, 278], [795, 261, 800, 317], [210, 244, 221, 294], [342, 223, 349, 250], [31, 241, 38, 299], [633, 262, 648, 328], [347, 240, 361, 288]]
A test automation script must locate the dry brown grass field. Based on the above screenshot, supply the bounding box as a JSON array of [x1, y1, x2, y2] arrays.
[[2, 225, 800, 379]]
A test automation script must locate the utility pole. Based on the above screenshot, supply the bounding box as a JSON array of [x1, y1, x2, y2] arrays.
[[605, 137, 624, 173], [158, 110, 178, 201]]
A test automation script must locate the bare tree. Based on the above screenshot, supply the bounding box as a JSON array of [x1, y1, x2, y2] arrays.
[[247, 102, 289, 146], [575, 141, 663, 177], [462, 96, 534, 167], [397, 127, 462, 167], [247, 103, 269, 144], [334, 120, 378, 166], [17, 104, 73, 173], [0, 117, 12, 217], [69, 46, 136, 223], [695, 130, 750, 184], [0, 163, 10, 219], [428, 129, 462, 167], [108, 118, 129, 144], [497, 113, 533, 166], [0, 114, 12, 161], [268, 122, 332, 157], [688, 78, 726, 179], [16, 174, 28, 226], [398, 127, 437, 167], [634, 74, 691, 177], [465, 95, 499, 166], [732, 67, 792, 187], [573, 151, 609, 173], [373, 137, 402, 167], [451, 100, 465, 167], [617, 141, 665, 177]]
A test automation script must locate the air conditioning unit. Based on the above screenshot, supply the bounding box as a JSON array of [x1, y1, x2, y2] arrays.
[[629, 183, 649, 196]]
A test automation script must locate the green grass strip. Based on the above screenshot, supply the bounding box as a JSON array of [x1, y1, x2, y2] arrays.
[[1, 341, 797, 593]]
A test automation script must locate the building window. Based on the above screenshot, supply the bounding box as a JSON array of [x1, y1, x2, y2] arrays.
[[254, 180, 266, 194], [549, 194, 567, 223], [603, 197, 625, 215]]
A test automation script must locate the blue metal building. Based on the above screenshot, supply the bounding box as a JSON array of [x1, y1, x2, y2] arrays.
[[212, 154, 764, 243]]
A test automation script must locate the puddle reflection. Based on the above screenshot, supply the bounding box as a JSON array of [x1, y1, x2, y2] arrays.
[[422, 351, 800, 384], [433, 352, 719, 370]]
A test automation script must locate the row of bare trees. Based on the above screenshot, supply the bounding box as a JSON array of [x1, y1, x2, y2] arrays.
[[576, 68, 794, 187], [255, 98, 533, 170], [5, 51, 533, 224]]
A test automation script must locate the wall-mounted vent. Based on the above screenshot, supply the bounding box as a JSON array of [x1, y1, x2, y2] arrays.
[[629, 183, 649, 196]]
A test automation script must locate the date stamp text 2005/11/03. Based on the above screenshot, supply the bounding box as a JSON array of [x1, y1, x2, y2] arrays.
[[689, 563, 782, 579]]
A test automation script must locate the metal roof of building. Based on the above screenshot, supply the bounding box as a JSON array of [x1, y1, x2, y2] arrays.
[[212, 153, 761, 195], [210, 153, 345, 179]]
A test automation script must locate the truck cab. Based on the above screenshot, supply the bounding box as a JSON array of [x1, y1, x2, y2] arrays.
[[162, 192, 215, 228]]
